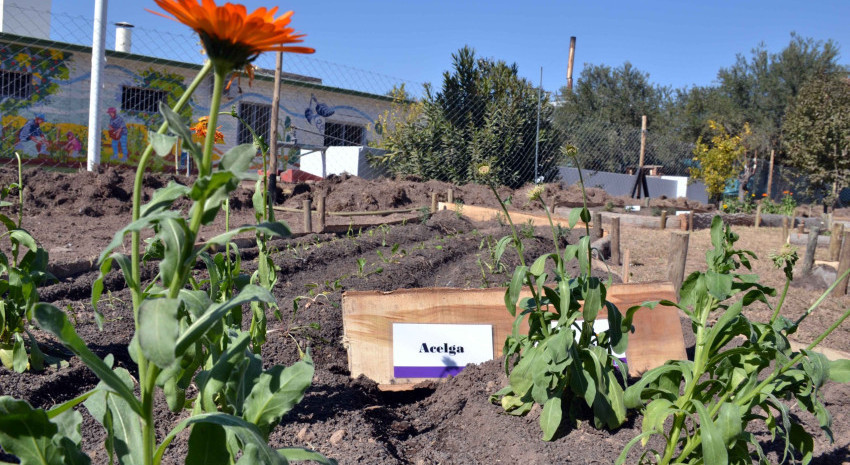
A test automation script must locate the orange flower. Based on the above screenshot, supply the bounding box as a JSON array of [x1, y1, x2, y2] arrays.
[[149, 0, 314, 71], [190, 116, 224, 144], [762, 193, 767, 197]]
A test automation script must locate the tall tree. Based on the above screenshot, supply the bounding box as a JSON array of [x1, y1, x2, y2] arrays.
[[371, 46, 561, 187], [783, 74, 850, 204]]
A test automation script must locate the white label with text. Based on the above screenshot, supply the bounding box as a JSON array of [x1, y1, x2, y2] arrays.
[[392, 323, 493, 378]]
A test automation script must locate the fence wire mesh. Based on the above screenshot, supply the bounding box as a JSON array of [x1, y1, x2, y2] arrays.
[[0, 5, 818, 203]]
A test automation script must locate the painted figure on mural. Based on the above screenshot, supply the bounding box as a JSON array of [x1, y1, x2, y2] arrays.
[[15, 114, 49, 157], [304, 94, 334, 136], [107, 107, 128, 161], [63, 131, 82, 159]]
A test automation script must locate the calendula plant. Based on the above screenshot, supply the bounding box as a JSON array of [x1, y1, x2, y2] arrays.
[[488, 152, 634, 440], [0, 152, 55, 372], [0, 2, 333, 464], [619, 217, 850, 465]]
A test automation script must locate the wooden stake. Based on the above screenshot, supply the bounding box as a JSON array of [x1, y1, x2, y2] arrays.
[[302, 199, 312, 234], [766, 149, 775, 198], [639, 115, 647, 169], [566, 36, 576, 91], [447, 188, 454, 205], [644, 196, 651, 208], [829, 223, 844, 262], [802, 225, 821, 275], [688, 211, 694, 232], [317, 195, 326, 234], [781, 216, 789, 244], [797, 222, 806, 234], [755, 204, 762, 229], [667, 232, 689, 293], [610, 217, 621, 266], [660, 210, 667, 230], [592, 212, 603, 240], [836, 231, 850, 296], [431, 193, 438, 214], [622, 249, 630, 283]]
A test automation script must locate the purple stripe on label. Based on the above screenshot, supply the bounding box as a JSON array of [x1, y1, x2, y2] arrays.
[[394, 366, 466, 378]]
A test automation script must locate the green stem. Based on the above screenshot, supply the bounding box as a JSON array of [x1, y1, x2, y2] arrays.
[[757, 277, 791, 345], [794, 266, 850, 328], [539, 198, 563, 275], [15, 152, 22, 228], [141, 362, 161, 465], [131, 61, 213, 315]]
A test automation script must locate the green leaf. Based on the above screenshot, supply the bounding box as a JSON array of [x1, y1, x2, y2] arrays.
[[219, 143, 258, 178], [540, 396, 563, 441], [568, 207, 583, 228], [0, 396, 64, 465], [716, 402, 742, 446], [828, 359, 850, 383], [10, 229, 38, 255], [156, 217, 192, 288], [505, 266, 527, 317], [203, 222, 291, 250], [33, 304, 142, 416], [530, 253, 553, 276], [693, 399, 728, 465], [705, 271, 733, 300], [97, 211, 181, 265], [642, 398, 675, 443], [243, 355, 315, 437], [148, 131, 178, 157], [788, 422, 814, 465], [160, 102, 202, 166], [582, 277, 603, 321], [139, 182, 190, 218], [175, 285, 275, 356], [156, 413, 286, 465], [570, 354, 596, 408], [277, 448, 337, 464], [186, 422, 229, 465], [12, 332, 27, 372], [138, 298, 180, 369], [83, 368, 143, 465], [196, 330, 253, 412]]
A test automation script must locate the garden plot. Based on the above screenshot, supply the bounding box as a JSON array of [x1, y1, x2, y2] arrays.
[[1, 167, 849, 464]]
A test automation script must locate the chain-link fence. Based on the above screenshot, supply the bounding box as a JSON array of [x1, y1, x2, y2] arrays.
[[0, 5, 820, 205]]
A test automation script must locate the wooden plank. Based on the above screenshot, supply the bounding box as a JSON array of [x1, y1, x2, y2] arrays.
[[437, 202, 590, 230], [342, 282, 685, 387]]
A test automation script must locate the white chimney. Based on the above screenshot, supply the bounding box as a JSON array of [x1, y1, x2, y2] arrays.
[[115, 22, 133, 53]]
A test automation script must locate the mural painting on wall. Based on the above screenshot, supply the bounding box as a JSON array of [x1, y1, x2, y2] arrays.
[[103, 67, 192, 167], [303, 93, 334, 136], [0, 43, 82, 162]]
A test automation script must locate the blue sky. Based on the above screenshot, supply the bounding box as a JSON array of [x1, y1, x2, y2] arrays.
[[52, 0, 850, 94]]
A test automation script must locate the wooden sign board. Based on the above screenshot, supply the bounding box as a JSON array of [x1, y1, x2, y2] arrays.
[[342, 282, 686, 389], [437, 202, 591, 230]]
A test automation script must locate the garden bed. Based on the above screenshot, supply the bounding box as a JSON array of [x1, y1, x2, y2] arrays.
[[1, 166, 849, 464]]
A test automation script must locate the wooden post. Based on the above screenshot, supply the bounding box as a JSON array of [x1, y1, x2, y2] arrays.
[[268, 52, 283, 206], [797, 222, 805, 234], [430, 193, 438, 214], [781, 216, 789, 244], [836, 231, 850, 296], [610, 217, 621, 266], [688, 211, 694, 232], [755, 204, 762, 229], [829, 223, 844, 262], [802, 225, 820, 275], [660, 210, 667, 230], [621, 249, 630, 283], [644, 197, 651, 208], [302, 199, 312, 234], [766, 149, 775, 198], [566, 36, 576, 91], [667, 232, 689, 293], [592, 212, 603, 240], [639, 115, 647, 169], [447, 188, 454, 205], [316, 195, 326, 234]]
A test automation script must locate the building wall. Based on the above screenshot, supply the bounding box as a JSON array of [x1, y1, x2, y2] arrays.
[[559, 167, 709, 203], [0, 34, 392, 171]]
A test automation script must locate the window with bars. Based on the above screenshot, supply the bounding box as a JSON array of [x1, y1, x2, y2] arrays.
[[238, 102, 271, 145], [121, 86, 168, 113], [323, 122, 364, 147], [0, 70, 32, 98]]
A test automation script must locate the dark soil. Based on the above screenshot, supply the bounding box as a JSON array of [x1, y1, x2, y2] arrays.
[[0, 166, 847, 464]]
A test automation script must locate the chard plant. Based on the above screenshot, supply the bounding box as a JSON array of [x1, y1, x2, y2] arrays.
[[487, 154, 634, 440], [619, 217, 850, 465], [0, 2, 333, 464], [0, 153, 55, 372]]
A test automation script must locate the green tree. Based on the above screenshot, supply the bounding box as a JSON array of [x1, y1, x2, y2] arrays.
[[555, 62, 693, 175], [690, 120, 753, 201], [370, 46, 561, 188], [783, 74, 850, 204]]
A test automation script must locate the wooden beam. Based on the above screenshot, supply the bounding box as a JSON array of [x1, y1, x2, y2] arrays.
[[438, 202, 590, 230]]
